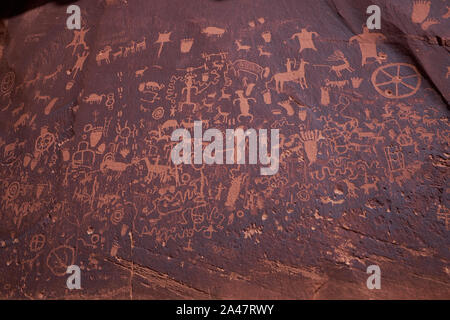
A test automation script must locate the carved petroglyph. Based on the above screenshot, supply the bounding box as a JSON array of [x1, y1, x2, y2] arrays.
[[0, 0, 448, 299]]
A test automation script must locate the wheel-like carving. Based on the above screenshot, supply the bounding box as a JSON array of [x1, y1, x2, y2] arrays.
[[371, 63, 421, 99]]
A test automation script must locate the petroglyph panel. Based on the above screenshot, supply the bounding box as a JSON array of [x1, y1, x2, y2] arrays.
[[0, 0, 448, 299]]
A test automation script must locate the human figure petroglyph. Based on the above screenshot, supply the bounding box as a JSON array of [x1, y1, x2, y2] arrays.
[[66, 27, 89, 55], [169, 105, 177, 117], [291, 28, 319, 52], [234, 90, 255, 122], [71, 51, 89, 78], [349, 26, 386, 66], [180, 74, 199, 112], [115, 120, 133, 145], [273, 58, 309, 92]]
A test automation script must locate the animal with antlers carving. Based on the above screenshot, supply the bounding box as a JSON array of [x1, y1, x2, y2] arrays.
[[327, 50, 354, 77]]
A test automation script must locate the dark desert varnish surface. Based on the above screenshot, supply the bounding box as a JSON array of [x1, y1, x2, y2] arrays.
[[0, 0, 448, 299]]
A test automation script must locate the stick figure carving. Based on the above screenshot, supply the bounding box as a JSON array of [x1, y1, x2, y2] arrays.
[[71, 51, 89, 78], [180, 74, 199, 112], [66, 27, 89, 55]]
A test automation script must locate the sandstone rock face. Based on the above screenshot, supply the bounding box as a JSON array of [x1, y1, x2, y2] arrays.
[[0, 0, 448, 299]]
